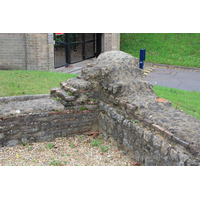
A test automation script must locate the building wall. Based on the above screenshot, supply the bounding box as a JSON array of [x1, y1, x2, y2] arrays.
[[25, 33, 54, 71], [0, 33, 26, 70], [0, 33, 54, 71], [102, 33, 120, 52], [0, 33, 120, 71]]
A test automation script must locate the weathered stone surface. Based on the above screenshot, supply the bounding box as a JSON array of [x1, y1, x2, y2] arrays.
[[144, 131, 154, 143], [145, 156, 155, 166], [135, 150, 140, 162], [0, 98, 64, 117], [170, 149, 179, 161], [21, 137, 29, 144], [153, 150, 161, 161], [153, 135, 163, 148], [4, 139, 18, 147], [161, 141, 171, 156], [179, 153, 190, 163]]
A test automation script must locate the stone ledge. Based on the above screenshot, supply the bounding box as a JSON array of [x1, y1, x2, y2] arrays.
[[0, 94, 50, 104]]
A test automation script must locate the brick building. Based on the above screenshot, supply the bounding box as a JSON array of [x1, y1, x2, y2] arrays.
[[0, 33, 120, 71]]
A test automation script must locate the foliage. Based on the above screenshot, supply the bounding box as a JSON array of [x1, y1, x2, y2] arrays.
[[154, 85, 200, 120], [53, 33, 79, 44], [101, 146, 109, 152], [90, 139, 102, 146], [45, 143, 54, 149], [49, 158, 62, 166], [80, 107, 88, 111], [0, 70, 77, 97], [121, 33, 200, 68]]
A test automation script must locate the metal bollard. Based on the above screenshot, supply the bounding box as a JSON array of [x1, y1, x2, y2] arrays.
[[139, 49, 146, 70]]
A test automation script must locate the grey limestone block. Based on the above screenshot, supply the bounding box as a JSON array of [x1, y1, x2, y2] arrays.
[[143, 130, 154, 143], [116, 114, 124, 124], [102, 81, 108, 90], [21, 137, 29, 145], [179, 153, 190, 163], [135, 150, 140, 162], [123, 119, 130, 127], [161, 141, 171, 156], [153, 135, 163, 148], [4, 139, 18, 147], [145, 156, 155, 166], [153, 150, 161, 161], [170, 149, 179, 161], [108, 84, 113, 92]]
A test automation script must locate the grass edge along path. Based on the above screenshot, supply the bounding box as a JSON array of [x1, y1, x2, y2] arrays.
[[0, 70, 77, 97], [154, 85, 200, 121]]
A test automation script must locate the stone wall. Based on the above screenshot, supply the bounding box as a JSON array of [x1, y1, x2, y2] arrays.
[[1, 51, 199, 166], [0, 98, 99, 146], [0, 33, 54, 71], [49, 51, 200, 166]]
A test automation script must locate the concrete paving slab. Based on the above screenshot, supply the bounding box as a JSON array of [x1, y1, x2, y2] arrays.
[[54, 58, 95, 75]]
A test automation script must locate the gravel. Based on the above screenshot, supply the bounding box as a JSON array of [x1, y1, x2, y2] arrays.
[[0, 133, 136, 166]]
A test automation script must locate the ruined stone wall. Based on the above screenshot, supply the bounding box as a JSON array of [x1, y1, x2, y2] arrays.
[[0, 51, 199, 166], [49, 51, 199, 166], [0, 98, 99, 147]]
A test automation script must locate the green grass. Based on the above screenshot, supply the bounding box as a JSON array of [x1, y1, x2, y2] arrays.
[[120, 33, 200, 68], [153, 85, 200, 120], [0, 70, 77, 97]]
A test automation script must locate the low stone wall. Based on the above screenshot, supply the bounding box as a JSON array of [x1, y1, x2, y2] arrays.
[[98, 101, 196, 166], [50, 51, 200, 166], [0, 98, 99, 147], [1, 51, 199, 166]]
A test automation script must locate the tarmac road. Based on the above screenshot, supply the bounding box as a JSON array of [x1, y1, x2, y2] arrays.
[[143, 66, 200, 92]]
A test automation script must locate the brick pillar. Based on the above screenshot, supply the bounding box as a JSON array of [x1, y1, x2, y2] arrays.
[[25, 33, 54, 71], [102, 33, 120, 52]]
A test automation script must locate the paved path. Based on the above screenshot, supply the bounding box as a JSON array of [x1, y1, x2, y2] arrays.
[[54, 59, 95, 75], [143, 66, 200, 92]]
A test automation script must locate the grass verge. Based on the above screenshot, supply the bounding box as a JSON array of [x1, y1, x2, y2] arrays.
[[153, 85, 200, 120], [0, 70, 77, 97], [120, 33, 200, 68]]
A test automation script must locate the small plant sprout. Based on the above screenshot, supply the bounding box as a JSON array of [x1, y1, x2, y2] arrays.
[[101, 146, 109, 153], [70, 143, 75, 148], [45, 143, 54, 149], [133, 120, 137, 123], [80, 107, 88, 111]]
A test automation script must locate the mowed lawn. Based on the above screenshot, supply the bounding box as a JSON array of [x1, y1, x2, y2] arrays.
[[0, 70, 77, 97], [120, 33, 200, 68], [153, 85, 200, 120]]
